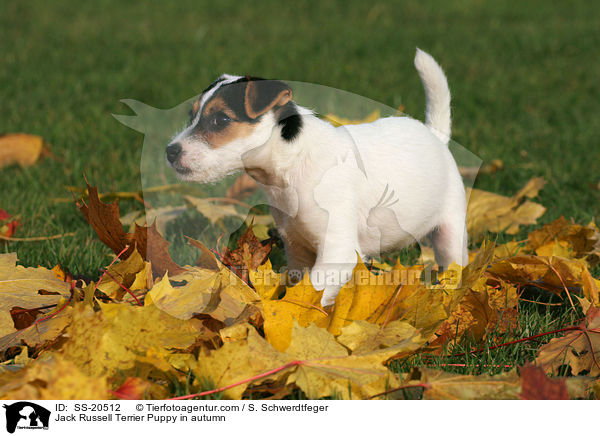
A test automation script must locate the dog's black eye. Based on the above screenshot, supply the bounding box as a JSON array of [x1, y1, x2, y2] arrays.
[[211, 112, 231, 130]]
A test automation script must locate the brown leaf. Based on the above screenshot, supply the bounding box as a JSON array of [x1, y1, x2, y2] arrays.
[[0, 133, 45, 168], [410, 368, 521, 400], [132, 223, 186, 277], [10, 306, 43, 330], [519, 364, 568, 399], [78, 184, 185, 277], [221, 226, 272, 283], [78, 185, 131, 255], [0, 305, 72, 357], [526, 216, 600, 267], [487, 254, 587, 296], [226, 173, 259, 200], [535, 306, 600, 376], [186, 236, 220, 271], [431, 280, 519, 348]]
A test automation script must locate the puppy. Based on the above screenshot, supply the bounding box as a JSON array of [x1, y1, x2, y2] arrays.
[[167, 49, 468, 307]]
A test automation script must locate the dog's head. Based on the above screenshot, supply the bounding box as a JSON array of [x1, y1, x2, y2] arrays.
[[166, 74, 302, 182]]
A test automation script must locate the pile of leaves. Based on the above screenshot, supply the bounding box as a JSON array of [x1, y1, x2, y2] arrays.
[[1, 177, 599, 400]]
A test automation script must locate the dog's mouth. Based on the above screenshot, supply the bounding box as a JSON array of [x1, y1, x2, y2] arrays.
[[174, 165, 192, 176], [169, 161, 192, 177]]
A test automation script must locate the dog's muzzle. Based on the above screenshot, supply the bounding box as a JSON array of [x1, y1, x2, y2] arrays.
[[166, 142, 182, 164]]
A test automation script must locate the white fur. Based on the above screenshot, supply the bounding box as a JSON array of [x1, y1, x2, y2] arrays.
[[170, 49, 468, 307]]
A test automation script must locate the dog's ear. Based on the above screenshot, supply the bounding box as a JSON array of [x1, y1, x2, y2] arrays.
[[244, 79, 292, 119]]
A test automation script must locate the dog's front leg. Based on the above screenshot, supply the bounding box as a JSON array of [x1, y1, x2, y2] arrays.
[[309, 211, 361, 308]]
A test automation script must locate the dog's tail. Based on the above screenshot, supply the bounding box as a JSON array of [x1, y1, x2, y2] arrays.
[[414, 48, 451, 144]]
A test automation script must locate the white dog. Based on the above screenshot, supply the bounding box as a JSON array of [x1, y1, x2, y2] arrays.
[[167, 48, 468, 307]]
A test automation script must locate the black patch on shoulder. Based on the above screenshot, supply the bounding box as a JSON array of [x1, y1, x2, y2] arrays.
[[277, 102, 303, 141]]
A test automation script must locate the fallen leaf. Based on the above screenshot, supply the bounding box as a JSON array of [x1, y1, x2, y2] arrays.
[[0, 253, 71, 337], [0, 353, 109, 400], [0, 208, 18, 238], [10, 307, 42, 330], [487, 254, 588, 296], [431, 278, 519, 348], [336, 320, 423, 355], [285, 322, 410, 399], [519, 364, 568, 399], [459, 159, 503, 179], [96, 248, 150, 301], [221, 225, 272, 283], [264, 244, 493, 352], [411, 368, 521, 400], [226, 173, 259, 200], [535, 306, 600, 376], [324, 110, 381, 127], [186, 236, 220, 271], [0, 303, 72, 355], [249, 259, 284, 301], [184, 195, 245, 226], [120, 205, 186, 235], [193, 326, 289, 399], [0, 133, 45, 168], [466, 177, 546, 240], [262, 270, 328, 352], [111, 377, 150, 400], [146, 269, 222, 319], [78, 184, 186, 277], [526, 216, 600, 267], [61, 303, 214, 379]]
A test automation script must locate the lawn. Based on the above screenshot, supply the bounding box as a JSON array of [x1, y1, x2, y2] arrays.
[[1, 0, 599, 393]]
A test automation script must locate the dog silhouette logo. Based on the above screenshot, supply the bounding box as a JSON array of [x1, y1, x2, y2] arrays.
[[3, 402, 50, 433]]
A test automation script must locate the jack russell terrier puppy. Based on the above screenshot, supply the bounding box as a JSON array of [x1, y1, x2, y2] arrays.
[[166, 48, 468, 307]]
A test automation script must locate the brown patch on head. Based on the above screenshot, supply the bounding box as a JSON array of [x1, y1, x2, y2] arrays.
[[191, 98, 201, 119], [203, 121, 256, 148], [201, 96, 234, 119], [196, 96, 256, 148], [244, 81, 292, 119]]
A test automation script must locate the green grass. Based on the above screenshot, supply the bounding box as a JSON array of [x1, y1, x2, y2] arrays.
[[1, 0, 599, 394]]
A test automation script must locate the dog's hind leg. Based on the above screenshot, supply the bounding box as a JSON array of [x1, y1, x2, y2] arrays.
[[430, 216, 469, 272]]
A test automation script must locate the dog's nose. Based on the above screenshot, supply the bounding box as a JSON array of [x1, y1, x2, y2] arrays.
[[166, 142, 182, 164]]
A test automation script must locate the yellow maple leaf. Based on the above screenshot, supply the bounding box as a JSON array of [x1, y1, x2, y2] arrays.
[[284, 322, 406, 399], [61, 303, 212, 379], [0, 301, 72, 355], [147, 265, 260, 324], [0, 354, 109, 400], [0, 253, 71, 337], [466, 177, 546, 241], [525, 216, 600, 266], [96, 248, 151, 301], [249, 259, 284, 301], [337, 320, 423, 355], [193, 326, 289, 400], [487, 254, 588, 296]]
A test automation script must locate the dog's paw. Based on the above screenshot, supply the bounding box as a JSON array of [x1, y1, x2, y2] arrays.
[[319, 284, 342, 309], [320, 292, 337, 309]]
